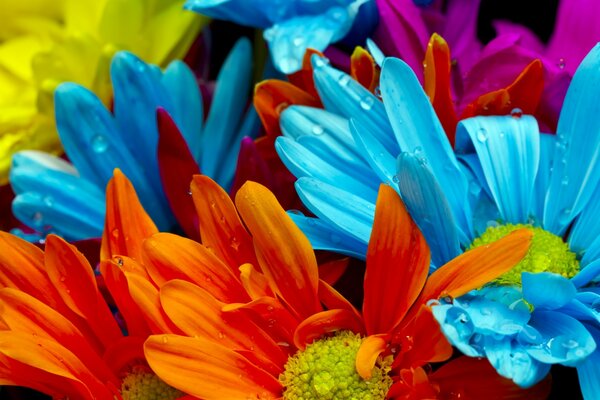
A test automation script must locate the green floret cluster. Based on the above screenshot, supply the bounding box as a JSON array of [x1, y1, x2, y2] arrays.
[[469, 223, 580, 286], [280, 331, 392, 400], [121, 367, 183, 400]]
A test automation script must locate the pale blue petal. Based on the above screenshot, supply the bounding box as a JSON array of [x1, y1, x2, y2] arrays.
[[295, 177, 374, 243], [277, 137, 378, 201], [483, 336, 551, 388], [288, 213, 368, 259], [544, 43, 600, 234], [577, 324, 600, 400], [431, 304, 482, 357], [532, 134, 555, 222], [312, 59, 399, 154], [184, 0, 272, 28], [381, 57, 473, 239], [366, 38, 384, 66], [457, 153, 493, 200], [10, 152, 76, 195], [524, 310, 596, 366], [396, 152, 462, 267], [349, 118, 396, 186], [460, 294, 530, 336], [522, 272, 576, 310], [582, 236, 600, 266], [202, 38, 252, 184], [568, 182, 600, 255], [162, 60, 203, 161], [455, 115, 540, 224], [265, 8, 352, 74]]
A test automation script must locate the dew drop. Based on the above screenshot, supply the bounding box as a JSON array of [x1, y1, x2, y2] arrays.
[[218, 332, 225, 339], [360, 96, 375, 110], [162, 336, 168, 344], [60, 276, 66, 282], [292, 36, 304, 47], [476, 128, 488, 142], [311, 125, 324, 135], [229, 237, 240, 250], [392, 175, 400, 183], [561, 176, 569, 186], [510, 108, 523, 118], [115, 257, 124, 267], [338, 74, 351, 86], [279, 57, 300, 73], [91, 134, 109, 153], [32, 212, 43, 227], [312, 56, 329, 69], [558, 58, 566, 69]]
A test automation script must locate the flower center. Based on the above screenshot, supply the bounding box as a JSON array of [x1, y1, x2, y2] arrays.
[[469, 224, 580, 286], [279, 331, 392, 400], [120, 366, 182, 400]]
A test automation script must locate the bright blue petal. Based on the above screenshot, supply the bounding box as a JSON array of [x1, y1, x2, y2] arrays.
[[431, 304, 482, 357], [162, 60, 204, 161], [577, 324, 600, 400], [366, 38, 385, 66], [568, 182, 600, 255], [531, 134, 555, 222], [312, 58, 399, 154], [265, 8, 352, 74], [349, 118, 396, 185], [277, 137, 378, 201], [455, 115, 540, 224], [544, 43, 600, 234], [458, 294, 531, 336], [10, 151, 77, 194], [184, 0, 272, 28], [288, 212, 368, 259], [483, 336, 551, 388], [522, 272, 576, 310], [524, 310, 596, 366], [202, 38, 252, 184], [381, 57, 473, 239], [457, 153, 493, 200], [396, 151, 462, 266], [582, 236, 600, 267], [572, 258, 600, 288], [295, 177, 374, 243]]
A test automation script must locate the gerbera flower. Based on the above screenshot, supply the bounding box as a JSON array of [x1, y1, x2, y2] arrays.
[[272, 34, 600, 395], [0, 227, 183, 399], [184, 0, 379, 73], [96, 168, 549, 398], [0, 0, 205, 184], [10, 37, 260, 241]]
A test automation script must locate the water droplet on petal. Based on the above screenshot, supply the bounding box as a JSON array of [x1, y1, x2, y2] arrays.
[[476, 128, 488, 143], [510, 108, 523, 118], [162, 336, 168, 344], [311, 125, 324, 135], [338, 74, 351, 86], [558, 58, 566, 69], [360, 96, 375, 110], [292, 36, 304, 47], [91, 135, 109, 153]]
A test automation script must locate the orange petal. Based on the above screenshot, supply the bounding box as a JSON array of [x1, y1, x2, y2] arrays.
[[0, 331, 114, 399], [144, 334, 282, 400], [293, 309, 365, 350], [318, 257, 349, 286], [101, 169, 158, 262], [0, 231, 62, 310], [239, 263, 273, 299], [356, 334, 388, 379], [222, 297, 298, 348], [44, 235, 122, 348], [0, 288, 118, 386], [287, 48, 325, 98], [142, 232, 249, 303], [123, 272, 181, 334], [190, 175, 258, 273], [431, 356, 551, 399], [318, 279, 361, 321], [235, 181, 321, 320], [160, 280, 287, 371], [351, 46, 380, 93], [418, 229, 532, 303], [423, 33, 458, 144], [99, 260, 151, 337], [363, 185, 430, 335], [461, 59, 544, 120], [393, 305, 452, 369], [254, 79, 320, 137]]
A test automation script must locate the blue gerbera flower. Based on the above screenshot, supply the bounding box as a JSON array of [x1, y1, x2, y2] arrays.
[[275, 43, 600, 395], [10, 38, 260, 241], [184, 0, 378, 74]]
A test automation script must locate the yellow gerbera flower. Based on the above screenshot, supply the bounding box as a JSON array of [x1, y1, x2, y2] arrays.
[[0, 0, 206, 183]]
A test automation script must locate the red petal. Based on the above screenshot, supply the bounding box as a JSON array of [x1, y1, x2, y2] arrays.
[[229, 137, 275, 200], [351, 46, 380, 92], [318, 257, 349, 286], [157, 108, 201, 241], [287, 48, 325, 98]]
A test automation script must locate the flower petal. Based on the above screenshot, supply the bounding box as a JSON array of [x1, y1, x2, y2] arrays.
[[235, 181, 321, 320], [356, 334, 387, 379], [293, 309, 365, 350], [144, 334, 282, 400], [576, 323, 600, 400], [522, 272, 576, 310], [351, 46, 379, 92]]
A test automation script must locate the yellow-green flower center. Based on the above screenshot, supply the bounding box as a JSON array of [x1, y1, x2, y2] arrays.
[[121, 366, 182, 400], [469, 224, 580, 286], [279, 331, 392, 400]]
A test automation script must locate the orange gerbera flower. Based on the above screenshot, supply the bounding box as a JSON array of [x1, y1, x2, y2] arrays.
[[95, 169, 550, 399], [0, 176, 186, 399]]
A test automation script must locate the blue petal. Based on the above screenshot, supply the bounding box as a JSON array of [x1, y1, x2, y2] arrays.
[[366, 38, 385, 66], [265, 8, 352, 74], [288, 212, 368, 259], [459, 294, 531, 336], [312, 59, 399, 154], [568, 182, 600, 255], [202, 38, 252, 185], [10, 168, 105, 240], [162, 60, 204, 161], [184, 0, 272, 28], [582, 236, 600, 267], [396, 152, 462, 267], [559, 296, 600, 323], [10, 151, 77, 194], [544, 43, 600, 234], [522, 272, 576, 310], [431, 304, 482, 357], [577, 327, 600, 400], [295, 177, 374, 244], [483, 336, 551, 388], [455, 115, 540, 224], [381, 57, 473, 238], [457, 153, 493, 200], [349, 118, 396, 185], [572, 258, 600, 288], [531, 134, 555, 222], [524, 310, 596, 366], [276, 137, 378, 200]]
